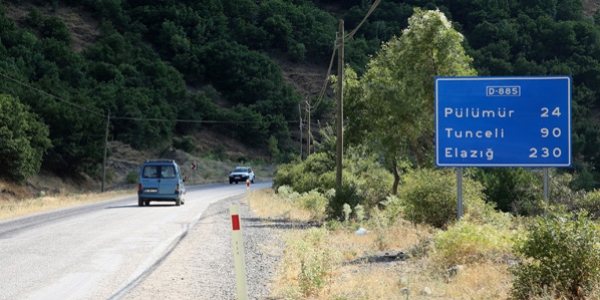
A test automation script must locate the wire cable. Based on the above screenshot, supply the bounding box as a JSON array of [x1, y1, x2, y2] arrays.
[[345, 0, 382, 41], [0, 72, 105, 117], [310, 45, 337, 112], [0, 71, 300, 124], [308, 0, 381, 113]]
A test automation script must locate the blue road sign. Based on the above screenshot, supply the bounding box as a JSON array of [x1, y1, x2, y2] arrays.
[[435, 76, 571, 167]]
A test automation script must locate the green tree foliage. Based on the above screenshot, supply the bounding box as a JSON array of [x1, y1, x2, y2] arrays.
[[39, 16, 72, 45], [31, 86, 107, 175], [196, 40, 280, 106], [337, 0, 600, 190], [345, 9, 476, 194], [267, 135, 280, 161], [474, 168, 538, 213], [192, 40, 300, 145], [0, 94, 52, 183], [273, 128, 393, 219], [257, 0, 336, 59], [221, 104, 269, 145], [172, 135, 196, 153], [394, 168, 489, 229], [511, 210, 600, 299]]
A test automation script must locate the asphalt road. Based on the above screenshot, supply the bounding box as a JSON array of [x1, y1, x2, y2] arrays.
[[0, 182, 272, 300]]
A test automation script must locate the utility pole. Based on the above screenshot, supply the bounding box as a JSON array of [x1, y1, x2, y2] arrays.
[[101, 110, 110, 192], [299, 103, 303, 159], [306, 99, 311, 157], [336, 19, 344, 190]]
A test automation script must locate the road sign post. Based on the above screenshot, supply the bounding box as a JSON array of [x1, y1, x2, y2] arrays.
[[435, 76, 572, 218]]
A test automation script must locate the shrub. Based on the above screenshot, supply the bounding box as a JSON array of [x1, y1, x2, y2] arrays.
[[125, 172, 138, 184], [273, 150, 393, 219], [25, 7, 44, 28], [267, 135, 280, 160], [298, 190, 328, 222], [172, 135, 196, 153], [342, 203, 352, 222], [476, 169, 578, 217], [40, 16, 73, 45], [397, 168, 488, 228], [273, 145, 393, 220], [474, 168, 538, 213], [287, 41, 306, 62], [569, 166, 596, 191], [432, 218, 514, 267], [285, 228, 339, 297], [272, 156, 318, 193], [326, 184, 362, 221], [574, 190, 600, 218], [551, 179, 600, 219], [354, 204, 365, 221], [277, 185, 300, 203], [380, 194, 403, 221], [511, 210, 600, 299], [0, 94, 51, 183]]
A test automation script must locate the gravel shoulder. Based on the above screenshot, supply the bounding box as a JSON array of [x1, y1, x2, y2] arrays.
[[121, 195, 282, 300]]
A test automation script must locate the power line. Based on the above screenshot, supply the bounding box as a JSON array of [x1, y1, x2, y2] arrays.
[[345, 0, 382, 40], [110, 116, 264, 124], [310, 45, 337, 112], [0, 72, 105, 117], [0, 71, 300, 124], [308, 0, 381, 114]]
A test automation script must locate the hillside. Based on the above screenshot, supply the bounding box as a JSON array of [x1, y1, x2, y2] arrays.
[[3, 0, 600, 202], [0, 0, 331, 201]]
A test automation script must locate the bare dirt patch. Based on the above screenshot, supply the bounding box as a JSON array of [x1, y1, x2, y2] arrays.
[[584, 0, 600, 15], [272, 54, 335, 100], [192, 128, 269, 161]]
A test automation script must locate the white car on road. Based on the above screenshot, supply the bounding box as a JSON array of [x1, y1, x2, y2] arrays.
[[228, 166, 254, 184]]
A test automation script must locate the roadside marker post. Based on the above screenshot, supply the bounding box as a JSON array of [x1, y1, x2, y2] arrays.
[[246, 180, 251, 210], [191, 162, 197, 185], [230, 205, 249, 300]]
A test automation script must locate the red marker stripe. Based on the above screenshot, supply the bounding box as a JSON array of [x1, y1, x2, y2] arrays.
[[232, 214, 240, 231]]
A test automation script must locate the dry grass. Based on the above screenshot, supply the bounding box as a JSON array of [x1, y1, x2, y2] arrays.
[[249, 189, 514, 300], [0, 188, 134, 221], [444, 263, 511, 299], [249, 189, 312, 222]]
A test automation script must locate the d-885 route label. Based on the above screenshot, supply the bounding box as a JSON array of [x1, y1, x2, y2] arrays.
[[435, 76, 571, 168]]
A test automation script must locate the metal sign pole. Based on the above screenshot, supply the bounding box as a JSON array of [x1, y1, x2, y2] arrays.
[[457, 168, 463, 220], [543, 168, 549, 214]]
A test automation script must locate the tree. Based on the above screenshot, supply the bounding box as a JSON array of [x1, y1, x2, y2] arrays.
[[0, 94, 52, 183], [345, 8, 477, 194]]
